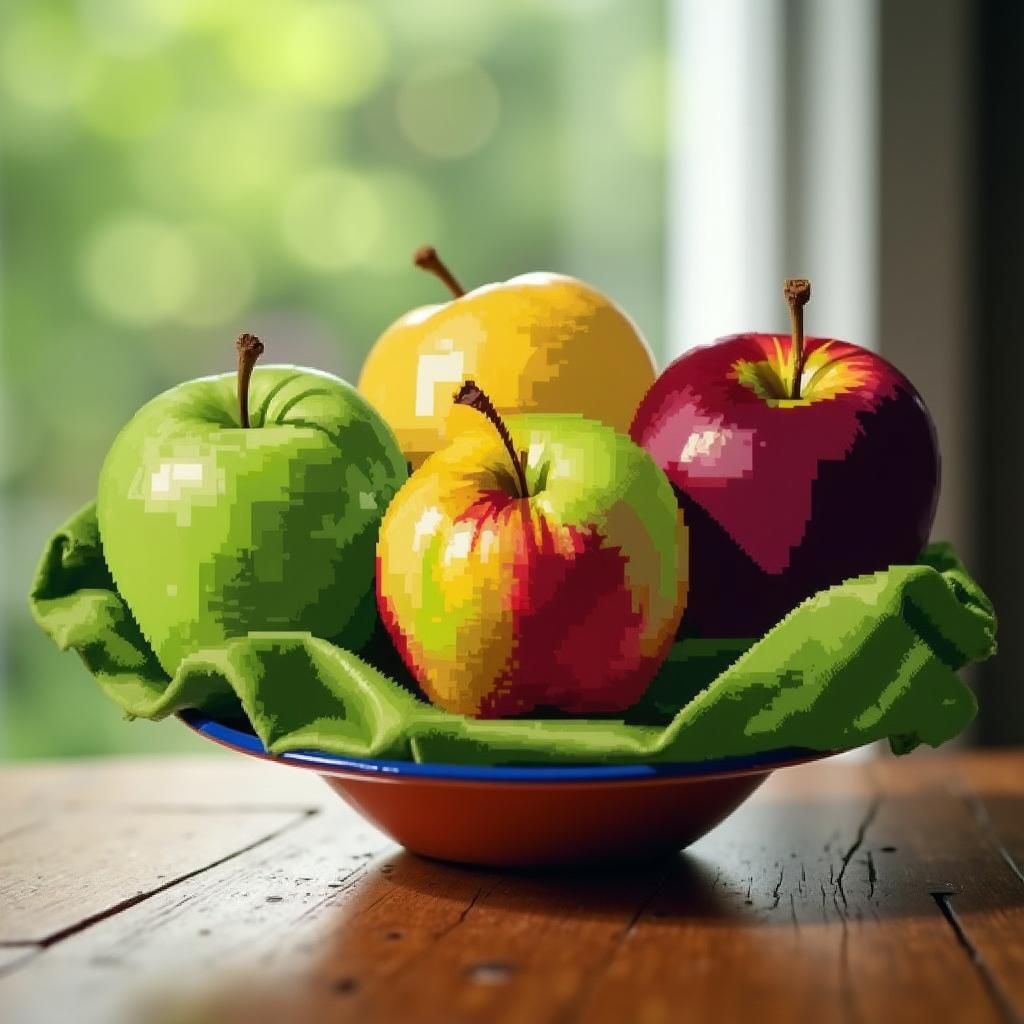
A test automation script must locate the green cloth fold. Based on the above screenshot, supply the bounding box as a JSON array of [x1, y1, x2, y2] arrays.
[[30, 502, 997, 765]]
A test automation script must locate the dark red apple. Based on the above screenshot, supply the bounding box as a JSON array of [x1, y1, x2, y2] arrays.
[[630, 280, 940, 638]]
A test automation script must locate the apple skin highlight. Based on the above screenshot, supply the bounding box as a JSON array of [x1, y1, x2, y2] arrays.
[[358, 247, 657, 470], [376, 413, 688, 718], [97, 365, 408, 675], [630, 332, 940, 639]]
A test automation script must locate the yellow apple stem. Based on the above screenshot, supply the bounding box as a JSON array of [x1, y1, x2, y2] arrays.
[[235, 333, 264, 428], [452, 380, 530, 499], [414, 245, 466, 298], [783, 278, 812, 399]]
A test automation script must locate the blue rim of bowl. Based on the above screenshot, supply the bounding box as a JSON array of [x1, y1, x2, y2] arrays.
[[179, 709, 830, 783]]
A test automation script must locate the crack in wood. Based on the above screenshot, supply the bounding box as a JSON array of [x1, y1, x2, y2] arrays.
[[931, 892, 1023, 1024], [289, 859, 383, 929], [770, 867, 784, 909], [555, 867, 671, 1024], [113, 803, 325, 816], [31, 809, 317, 951], [452, 885, 485, 930], [832, 891, 847, 924], [835, 797, 881, 906], [352, 879, 496, 998], [959, 787, 1024, 887], [866, 851, 877, 899]]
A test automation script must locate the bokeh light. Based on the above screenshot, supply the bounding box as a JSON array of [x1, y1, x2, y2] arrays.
[[226, 1, 388, 108], [281, 168, 383, 271], [361, 171, 442, 270], [82, 215, 197, 324], [133, 106, 331, 209], [0, 0, 667, 758], [79, 0, 189, 57], [382, 1, 501, 56], [614, 51, 667, 157], [175, 223, 256, 327], [79, 55, 177, 141], [0, 8, 95, 112], [396, 59, 501, 160]]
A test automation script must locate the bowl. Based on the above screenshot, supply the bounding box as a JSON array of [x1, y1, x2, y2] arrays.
[[179, 710, 832, 868]]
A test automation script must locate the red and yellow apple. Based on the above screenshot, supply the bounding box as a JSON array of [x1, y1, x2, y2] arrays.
[[376, 383, 688, 717], [358, 247, 657, 469], [630, 280, 939, 638]]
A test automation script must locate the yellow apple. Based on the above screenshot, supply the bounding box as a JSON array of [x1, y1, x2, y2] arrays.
[[357, 247, 658, 468]]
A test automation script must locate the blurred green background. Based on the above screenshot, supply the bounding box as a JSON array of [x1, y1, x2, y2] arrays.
[[0, 0, 667, 757]]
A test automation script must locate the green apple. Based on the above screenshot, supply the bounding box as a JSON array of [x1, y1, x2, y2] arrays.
[[97, 335, 407, 675]]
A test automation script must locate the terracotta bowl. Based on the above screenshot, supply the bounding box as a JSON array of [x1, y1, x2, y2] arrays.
[[179, 710, 831, 869]]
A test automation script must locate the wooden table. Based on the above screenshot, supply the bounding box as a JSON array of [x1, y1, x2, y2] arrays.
[[1, 752, 1022, 1024]]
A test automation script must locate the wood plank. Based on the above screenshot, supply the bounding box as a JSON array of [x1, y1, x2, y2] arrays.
[[957, 752, 1024, 875], [935, 755, 1024, 1017], [1, 754, 1021, 1024], [569, 757, 1014, 1024], [0, 812, 47, 847], [0, 803, 661, 1024], [333, 858, 666, 1024], [0, 806, 305, 943], [0, 755, 329, 814], [0, 947, 38, 976], [0, 806, 395, 1024]]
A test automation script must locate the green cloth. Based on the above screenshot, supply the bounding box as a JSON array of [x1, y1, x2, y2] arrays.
[[30, 502, 997, 765]]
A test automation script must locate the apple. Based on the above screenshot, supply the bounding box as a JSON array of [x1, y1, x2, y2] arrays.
[[358, 246, 657, 469], [376, 381, 688, 718], [97, 334, 408, 675], [630, 280, 940, 639]]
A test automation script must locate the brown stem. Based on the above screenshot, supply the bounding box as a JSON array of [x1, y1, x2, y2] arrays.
[[235, 333, 264, 428], [452, 380, 529, 499], [783, 278, 812, 399], [414, 245, 465, 298]]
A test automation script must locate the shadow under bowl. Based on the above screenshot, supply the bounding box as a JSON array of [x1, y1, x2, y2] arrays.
[[179, 710, 832, 869]]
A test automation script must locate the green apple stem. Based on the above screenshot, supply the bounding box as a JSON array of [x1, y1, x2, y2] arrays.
[[235, 333, 264, 428], [452, 380, 530, 499], [414, 245, 465, 298], [784, 278, 812, 399]]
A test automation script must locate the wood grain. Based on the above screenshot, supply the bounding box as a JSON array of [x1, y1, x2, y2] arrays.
[[0, 805, 393, 1024], [569, 760, 1014, 1024], [0, 755, 329, 814], [0, 947, 37, 975], [939, 755, 1024, 1017], [0, 753, 1021, 1024], [0, 807, 306, 943], [958, 753, 1024, 874]]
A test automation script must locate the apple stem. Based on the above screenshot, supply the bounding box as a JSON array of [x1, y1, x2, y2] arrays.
[[235, 333, 264, 428], [452, 380, 530, 499], [414, 245, 465, 299], [783, 278, 812, 399]]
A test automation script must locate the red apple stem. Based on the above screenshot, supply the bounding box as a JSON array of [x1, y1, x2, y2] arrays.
[[784, 278, 812, 399], [235, 333, 264, 428], [414, 245, 465, 298], [452, 380, 530, 499]]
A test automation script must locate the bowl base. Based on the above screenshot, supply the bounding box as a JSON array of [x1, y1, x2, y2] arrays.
[[320, 770, 771, 869]]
